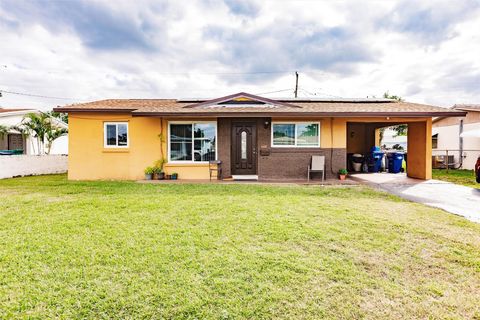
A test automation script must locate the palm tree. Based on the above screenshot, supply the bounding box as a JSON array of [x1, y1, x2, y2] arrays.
[[21, 112, 48, 154], [45, 127, 68, 154], [21, 112, 68, 155], [379, 92, 408, 145], [10, 125, 32, 153], [0, 124, 9, 139]]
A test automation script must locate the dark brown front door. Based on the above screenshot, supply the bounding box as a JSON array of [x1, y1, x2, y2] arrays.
[[231, 122, 257, 175]]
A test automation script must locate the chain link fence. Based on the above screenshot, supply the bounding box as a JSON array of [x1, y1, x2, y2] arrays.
[[432, 149, 480, 171]]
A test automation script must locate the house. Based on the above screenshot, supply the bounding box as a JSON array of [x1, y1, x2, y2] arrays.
[[432, 104, 480, 170], [53, 92, 464, 181], [0, 108, 68, 155]]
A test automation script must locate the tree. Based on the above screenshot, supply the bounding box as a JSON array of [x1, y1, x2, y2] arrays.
[[46, 111, 68, 124], [20, 112, 68, 155], [21, 112, 49, 154], [379, 92, 408, 146], [9, 125, 33, 153], [383, 91, 404, 102], [0, 124, 8, 139], [45, 127, 68, 154]]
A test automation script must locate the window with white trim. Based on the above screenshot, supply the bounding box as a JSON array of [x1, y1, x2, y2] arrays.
[[169, 122, 216, 162], [272, 122, 320, 147], [104, 122, 128, 148]]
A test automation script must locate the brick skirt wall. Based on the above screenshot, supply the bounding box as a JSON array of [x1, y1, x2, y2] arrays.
[[258, 148, 346, 180], [217, 118, 346, 180]]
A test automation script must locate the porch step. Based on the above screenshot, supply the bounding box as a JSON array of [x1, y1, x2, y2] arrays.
[[232, 175, 259, 181]]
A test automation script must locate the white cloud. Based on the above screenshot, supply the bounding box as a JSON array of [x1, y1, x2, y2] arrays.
[[0, 0, 479, 110]]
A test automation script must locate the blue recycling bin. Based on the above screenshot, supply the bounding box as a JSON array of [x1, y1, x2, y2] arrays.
[[368, 147, 384, 173], [387, 152, 404, 174]]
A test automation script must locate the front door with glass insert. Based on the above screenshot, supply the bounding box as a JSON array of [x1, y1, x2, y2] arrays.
[[231, 122, 257, 175]]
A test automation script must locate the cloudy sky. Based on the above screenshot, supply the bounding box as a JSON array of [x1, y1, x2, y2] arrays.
[[1, 0, 479, 110]]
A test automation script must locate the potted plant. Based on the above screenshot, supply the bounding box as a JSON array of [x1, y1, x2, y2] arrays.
[[338, 168, 348, 180], [144, 166, 154, 180], [153, 167, 164, 180], [153, 159, 165, 180], [171, 172, 178, 180]]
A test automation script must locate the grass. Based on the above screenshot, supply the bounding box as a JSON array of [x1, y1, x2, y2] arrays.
[[432, 169, 479, 188], [1, 175, 480, 319]]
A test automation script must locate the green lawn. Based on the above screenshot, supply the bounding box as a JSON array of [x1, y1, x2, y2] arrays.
[[1, 175, 480, 319], [432, 169, 479, 188]]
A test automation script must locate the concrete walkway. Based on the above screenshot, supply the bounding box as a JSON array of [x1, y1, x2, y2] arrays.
[[350, 173, 480, 223]]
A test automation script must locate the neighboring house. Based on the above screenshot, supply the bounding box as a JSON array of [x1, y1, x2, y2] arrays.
[[432, 104, 480, 170], [0, 108, 68, 155], [54, 92, 464, 181]]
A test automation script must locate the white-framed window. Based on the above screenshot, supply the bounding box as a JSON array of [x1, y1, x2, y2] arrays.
[[271, 122, 320, 147], [168, 121, 217, 163], [104, 122, 129, 148]]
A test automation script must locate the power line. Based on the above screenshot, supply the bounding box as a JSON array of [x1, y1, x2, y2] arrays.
[[0, 89, 86, 101], [2, 64, 334, 80], [299, 87, 344, 99], [254, 88, 293, 95], [174, 70, 295, 75], [1, 65, 296, 76]]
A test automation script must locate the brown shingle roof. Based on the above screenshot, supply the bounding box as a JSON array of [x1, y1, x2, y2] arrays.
[[53, 94, 466, 118]]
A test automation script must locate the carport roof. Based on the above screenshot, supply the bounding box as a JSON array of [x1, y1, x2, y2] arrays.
[[54, 92, 467, 118]]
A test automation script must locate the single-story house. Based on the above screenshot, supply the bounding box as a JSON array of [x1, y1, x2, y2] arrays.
[[432, 104, 480, 170], [54, 92, 465, 181], [0, 108, 68, 155]]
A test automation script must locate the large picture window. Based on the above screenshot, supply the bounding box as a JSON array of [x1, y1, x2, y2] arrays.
[[169, 122, 216, 162], [272, 122, 320, 147], [104, 122, 128, 148]]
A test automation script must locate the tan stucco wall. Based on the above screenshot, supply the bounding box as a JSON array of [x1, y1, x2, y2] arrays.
[[407, 119, 432, 179], [346, 123, 382, 154], [68, 113, 162, 180], [69, 114, 219, 180], [68, 114, 433, 180]]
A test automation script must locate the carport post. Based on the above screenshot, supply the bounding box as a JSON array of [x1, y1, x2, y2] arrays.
[[406, 119, 432, 180]]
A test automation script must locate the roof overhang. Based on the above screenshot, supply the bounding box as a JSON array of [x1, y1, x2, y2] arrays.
[[52, 108, 136, 113], [0, 109, 37, 117], [131, 111, 468, 118]]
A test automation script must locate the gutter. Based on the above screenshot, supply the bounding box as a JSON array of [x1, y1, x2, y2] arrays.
[[52, 109, 467, 118], [131, 111, 468, 118], [52, 108, 136, 113]]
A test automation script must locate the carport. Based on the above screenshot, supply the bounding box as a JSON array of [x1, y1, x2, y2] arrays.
[[346, 118, 433, 180]]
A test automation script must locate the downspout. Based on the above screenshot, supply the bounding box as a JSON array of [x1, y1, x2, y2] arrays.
[[330, 117, 335, 176], [459, 119, 463, 168]]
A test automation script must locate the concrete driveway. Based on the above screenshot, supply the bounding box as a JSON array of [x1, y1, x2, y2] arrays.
[[350, 173, 480, 223]]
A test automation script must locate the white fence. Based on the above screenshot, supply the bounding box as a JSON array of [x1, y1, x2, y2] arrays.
[[0, 155, 68, 179]]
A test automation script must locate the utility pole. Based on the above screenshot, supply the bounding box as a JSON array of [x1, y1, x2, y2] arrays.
[[294, 71, 299, 98]]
